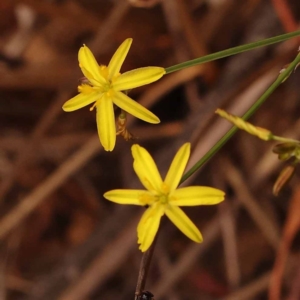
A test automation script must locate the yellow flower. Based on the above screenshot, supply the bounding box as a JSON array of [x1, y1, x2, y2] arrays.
[[104, 143, 225, 252], [62, 38, 165, 151]]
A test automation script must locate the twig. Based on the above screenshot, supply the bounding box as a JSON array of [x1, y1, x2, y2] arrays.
[[286, 253, 300, 300], [218, 199, 241, 288], [271, 0, 298, 33], [221, 271, 271, 300], [58, 217, 138, 300], [161, 0, 201, 110], [0, 136, 101, 241], [0, 91, 69, 201], [222, 157, 281, 249]]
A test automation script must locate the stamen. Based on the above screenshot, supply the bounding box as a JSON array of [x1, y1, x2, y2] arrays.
[[89, 101, 97, 111], [139, 193, 154, 205], [161, 183, 170, 194]]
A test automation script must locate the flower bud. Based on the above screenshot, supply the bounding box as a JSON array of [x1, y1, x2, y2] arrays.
[[215, 109, 272, 140], [273, 165, 295, 196]]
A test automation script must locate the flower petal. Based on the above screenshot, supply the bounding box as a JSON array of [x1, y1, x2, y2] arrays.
[[164, 143, 190, 192], [170, 186, 225, 206], [132, 144, 163, 193], [165, 205, 203, 243], [78, 45, 106, 84], [137, 203, 164, 252], [113, 92, 160, 124], [113, 67, 165, 91], [108, 38, 132, 80], [96, 95, 116, 151], [103, 189, 151, 205], [62, 91, 100, 111]]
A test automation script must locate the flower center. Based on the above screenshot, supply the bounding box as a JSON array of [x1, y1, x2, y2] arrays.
[[159, 194, 168, 204]]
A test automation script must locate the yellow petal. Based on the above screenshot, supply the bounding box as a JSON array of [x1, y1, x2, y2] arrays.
[[170, 186, 225, 206], [62, 91, 99, 111], [113, 92, 160, 124], [108, 38, 132, 80], [78, 45, 106, 84], [132, 144, 163, 193], [103, 189, 150, 205], [164, 143, 190, 192], [112, 67, 166, 91], [78, 84, 95, 94], [137, 204, 164, 252], [165, 205, 203, 243], [96, 96, 116, 151]]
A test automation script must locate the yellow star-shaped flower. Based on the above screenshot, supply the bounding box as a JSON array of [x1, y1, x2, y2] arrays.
[[104, 143, 225, 252], [62, 38, 165, 151]]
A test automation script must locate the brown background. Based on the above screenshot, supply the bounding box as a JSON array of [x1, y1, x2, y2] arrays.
[[0, 0, 300, 299]]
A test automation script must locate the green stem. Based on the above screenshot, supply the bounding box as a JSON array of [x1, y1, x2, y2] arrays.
[[272, 135, 300, 143], [180, 52, 300, 184], [165, 31, 300, 74]]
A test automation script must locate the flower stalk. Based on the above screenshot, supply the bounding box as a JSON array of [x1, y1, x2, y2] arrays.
[[165, 30, 300, 74], [180, 51, 300, 183]]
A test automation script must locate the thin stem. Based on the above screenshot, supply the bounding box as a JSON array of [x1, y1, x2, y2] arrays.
[[272, 135, 300, 143], [165, 30, 300, 74], [180, 52, 300, 184], [134, 235, 158, 300]]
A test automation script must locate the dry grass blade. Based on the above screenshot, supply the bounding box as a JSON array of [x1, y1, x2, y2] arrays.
[[58, 217, 138, 300], [269, 186, 300, 300]]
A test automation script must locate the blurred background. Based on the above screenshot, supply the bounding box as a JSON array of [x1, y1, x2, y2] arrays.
[[0, 0, 300, 299]]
